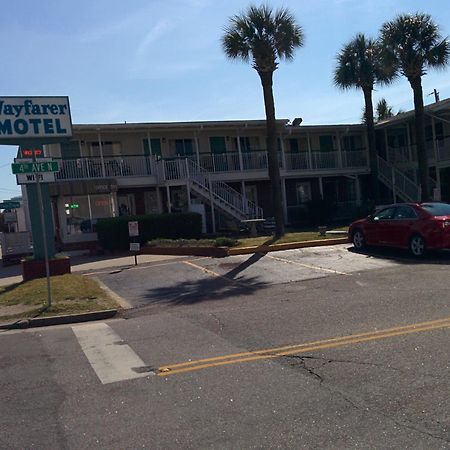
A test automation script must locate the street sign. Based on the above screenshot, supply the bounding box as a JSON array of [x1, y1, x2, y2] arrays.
[[130, 242, 140, 252], [16, 172, 56, 184], [12, 161, 59, 174], [0, 201, 20, 209], [128, 221, 139, 237]]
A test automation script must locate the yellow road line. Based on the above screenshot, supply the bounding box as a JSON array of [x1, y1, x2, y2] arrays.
[[158, 316, 450, 376], [266, 254, 349, 275]]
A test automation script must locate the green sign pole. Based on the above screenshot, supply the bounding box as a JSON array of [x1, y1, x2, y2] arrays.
[[33, 151, 52, 308]]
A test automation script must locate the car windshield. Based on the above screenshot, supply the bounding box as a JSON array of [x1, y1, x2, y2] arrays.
[[421, 203, 450, 216]]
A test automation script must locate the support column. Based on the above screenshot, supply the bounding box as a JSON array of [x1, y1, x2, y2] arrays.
[[237, 134, 244, 172], [307, 132, 313, 169], [281, 178, 288, 223], [431, 117, 441, 200], [319, 177, 324, 200], [279, 133, 286, 170], [208, 174, 216, 233], [97, 131, 106, 178], [166, 185, 171, 213], [336, 132, 343, 168], [186, 159, 192, 208], [406, 122, 413, 163], [194, 134, 200, 165], [384, 129, 389, 162]]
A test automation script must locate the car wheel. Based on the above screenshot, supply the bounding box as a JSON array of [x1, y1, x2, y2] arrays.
[[352, 230, 365, 250], [409, 234, 426, 257]]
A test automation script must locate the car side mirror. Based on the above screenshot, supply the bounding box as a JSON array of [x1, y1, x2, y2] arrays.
[[367, 214, 374, 222]]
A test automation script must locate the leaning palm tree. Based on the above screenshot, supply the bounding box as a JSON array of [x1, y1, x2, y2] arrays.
[[334, 33, 393, 203], [222, 5, 303, 237], [380, 13, 450, 201]]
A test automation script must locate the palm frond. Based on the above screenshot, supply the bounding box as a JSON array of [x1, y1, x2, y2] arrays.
[[221, 4, 303, 73]]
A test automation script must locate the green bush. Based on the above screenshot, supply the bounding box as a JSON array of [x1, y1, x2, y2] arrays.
[[96, 213, 202, 251], [214, 237, 238, 247]]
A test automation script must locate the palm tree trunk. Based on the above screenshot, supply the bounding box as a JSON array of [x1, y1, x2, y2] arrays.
[[363, 87, 380, 203], [410, 77, 430, 201], [259, 70, 284, 237]]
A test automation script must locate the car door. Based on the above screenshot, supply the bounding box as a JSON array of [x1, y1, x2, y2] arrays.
[[389, 205, 419, 248], [369, 206, 396, 245]]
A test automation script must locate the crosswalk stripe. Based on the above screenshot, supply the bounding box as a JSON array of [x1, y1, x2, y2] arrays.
[[72, 323, 153, 384]]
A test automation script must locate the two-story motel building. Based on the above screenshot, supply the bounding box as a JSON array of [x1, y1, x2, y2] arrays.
[[22, 98, 450, 249]]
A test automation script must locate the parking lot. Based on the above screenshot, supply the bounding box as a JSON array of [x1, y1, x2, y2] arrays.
[[92, 243, 450, 310]]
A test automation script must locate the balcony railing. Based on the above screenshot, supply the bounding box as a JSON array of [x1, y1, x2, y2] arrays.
[[55, 149, 368, 181], [56, 156, 153, 181]]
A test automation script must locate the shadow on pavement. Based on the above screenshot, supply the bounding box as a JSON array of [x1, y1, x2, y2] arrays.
[[347, 246, 450, 264], [127, 252, 268, 311]]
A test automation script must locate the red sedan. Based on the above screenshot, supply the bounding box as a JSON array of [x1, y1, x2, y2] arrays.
[[349, 202, 450, 256]]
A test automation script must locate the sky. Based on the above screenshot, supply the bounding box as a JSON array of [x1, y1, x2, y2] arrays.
[[1, 0, 449, 198]]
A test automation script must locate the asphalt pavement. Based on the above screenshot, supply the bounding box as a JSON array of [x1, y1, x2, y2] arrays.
[[1, 244, 450, 449]]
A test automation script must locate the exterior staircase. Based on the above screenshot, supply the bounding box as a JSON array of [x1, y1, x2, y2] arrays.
[[377, 156, 419, 202], [377, 156, 436, 203], [156, 158, 264, 222]]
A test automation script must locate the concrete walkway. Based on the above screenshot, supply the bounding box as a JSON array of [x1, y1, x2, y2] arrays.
[[0, 253, 185, 287]]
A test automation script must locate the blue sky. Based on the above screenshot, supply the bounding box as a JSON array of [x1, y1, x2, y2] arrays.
[[1, 0, 449, 197]]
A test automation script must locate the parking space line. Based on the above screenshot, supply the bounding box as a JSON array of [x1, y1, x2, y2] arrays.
[[158, 316, 450, 376], [84, 257, 208, 277], [182, 260, 221, 277], [265, 254, 349, 275]]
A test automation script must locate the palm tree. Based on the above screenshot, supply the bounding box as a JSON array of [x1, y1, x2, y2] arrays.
[[222, 5, 303, 237], [376, 98, 394, 121], [334, 33, 393, 203], [380, 13, 450, 201]]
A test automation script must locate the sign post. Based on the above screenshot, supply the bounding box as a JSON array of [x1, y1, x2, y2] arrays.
[[128, 221, 140, 266]]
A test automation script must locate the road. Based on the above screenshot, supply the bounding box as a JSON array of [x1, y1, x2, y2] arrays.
[[1, 244, 450, 449]]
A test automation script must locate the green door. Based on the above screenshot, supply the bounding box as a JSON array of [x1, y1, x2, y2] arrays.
[[210, 137, 227, 171]]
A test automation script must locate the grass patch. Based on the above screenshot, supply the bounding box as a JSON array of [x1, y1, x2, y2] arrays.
[[146, 228, 349, 249], [147, 237, 238, 248], [0, 274, 119, 321], [235, 227, 349, 248]]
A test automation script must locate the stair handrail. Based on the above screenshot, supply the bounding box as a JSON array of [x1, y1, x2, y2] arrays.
[[187, 158, 263, 219], [377, 156, 420, 201]]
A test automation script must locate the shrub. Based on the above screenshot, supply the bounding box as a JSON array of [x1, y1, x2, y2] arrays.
[[96, 213, 202, 251], [214, 237, 238, 247]]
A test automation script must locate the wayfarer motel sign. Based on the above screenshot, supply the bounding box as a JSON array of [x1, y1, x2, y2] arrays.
[[0, 96, 72, 144]]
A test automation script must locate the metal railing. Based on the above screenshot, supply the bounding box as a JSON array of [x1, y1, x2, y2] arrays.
[[377, 156, 420, 202], [186, 159, 263, 219], [55, 156, 153, 180]]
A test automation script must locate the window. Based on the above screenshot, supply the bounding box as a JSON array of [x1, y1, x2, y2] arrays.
[[319, 135, 334, 152], [175, 139, 194, 156], [143, 139, 162, 157], [296, 182, 312, 204], [394, 206, 417, 219], [89, 141, 121, 157], [421, 202, 450, 216], [64, 194, 113, 235], [374, 207, 396, 221]]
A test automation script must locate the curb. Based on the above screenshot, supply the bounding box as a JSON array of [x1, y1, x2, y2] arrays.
[[0, 309, 118, 330], [228, 237, 349, 255], [138, 237, 349, 258]]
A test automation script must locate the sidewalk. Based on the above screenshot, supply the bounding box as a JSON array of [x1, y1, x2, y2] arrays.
[[0, 253, 185, 287]]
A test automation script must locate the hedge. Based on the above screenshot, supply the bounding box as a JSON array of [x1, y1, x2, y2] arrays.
[[96, 213, 202, 251]]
